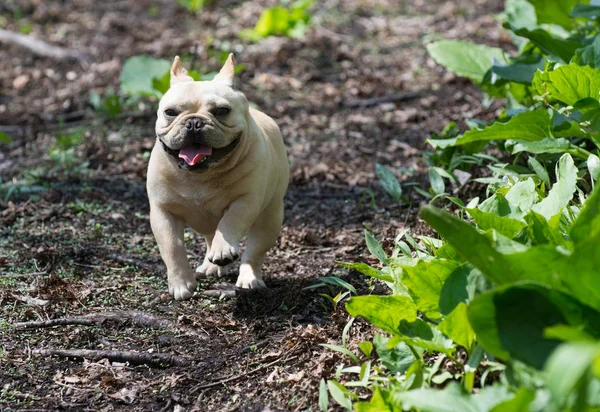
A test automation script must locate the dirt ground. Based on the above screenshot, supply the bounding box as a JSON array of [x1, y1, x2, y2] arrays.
[[0, 0, 507, 410]]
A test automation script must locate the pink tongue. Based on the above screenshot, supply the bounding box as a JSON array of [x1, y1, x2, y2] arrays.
[[178, 145, 213, 166]]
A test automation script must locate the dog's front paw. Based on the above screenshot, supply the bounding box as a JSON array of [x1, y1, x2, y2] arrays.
[[196, 260, 230, 277], [168, 274, 197, 300], [208, 235, 240, 266]]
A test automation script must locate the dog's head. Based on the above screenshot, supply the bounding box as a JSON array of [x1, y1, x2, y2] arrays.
[[155, 54, 248, 172]]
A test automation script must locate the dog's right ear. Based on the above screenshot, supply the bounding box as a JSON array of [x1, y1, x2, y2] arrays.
[[170, 56, 194, 85]]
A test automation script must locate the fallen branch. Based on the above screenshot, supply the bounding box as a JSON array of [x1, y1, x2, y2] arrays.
[[1, 270, 48, 279], [0, 29, 91, 64], [13, 310, 207, 338], [191, 355, 298, 391], [11, 294, 49, 307], [32, 348, 190, 368], [344, 91, 423, 108]]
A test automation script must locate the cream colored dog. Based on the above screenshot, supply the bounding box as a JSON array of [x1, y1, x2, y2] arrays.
[[146, 54, 289, 300]]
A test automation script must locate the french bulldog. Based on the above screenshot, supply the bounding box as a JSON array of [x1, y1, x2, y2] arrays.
[[146, 54, 289, 300]]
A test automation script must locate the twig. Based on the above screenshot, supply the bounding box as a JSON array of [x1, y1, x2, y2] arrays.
[[11, 294, 49, 307], [191, 355, 298, 391], [32, 348, 192, 367], [13, 310, 207, 338], [0, 29, 91, 64], [344, 91, 423, 108], [106, 253, 165, 272]]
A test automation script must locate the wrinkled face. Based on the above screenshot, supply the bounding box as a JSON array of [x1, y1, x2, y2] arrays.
[[156, 80, 249, 172]]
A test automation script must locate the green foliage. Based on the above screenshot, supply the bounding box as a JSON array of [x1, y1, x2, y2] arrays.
[[238, 0, 312, 41], [120, 56, 172, 98], [323, 1, 600, 410], [0, 131, 12, 144], [177, 0, 208, 12]]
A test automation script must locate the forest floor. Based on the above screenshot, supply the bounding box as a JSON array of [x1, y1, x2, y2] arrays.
[[0, 0, 507, 410]]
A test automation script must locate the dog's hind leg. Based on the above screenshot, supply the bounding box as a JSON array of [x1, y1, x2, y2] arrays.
[[236, 200, 284, 289]]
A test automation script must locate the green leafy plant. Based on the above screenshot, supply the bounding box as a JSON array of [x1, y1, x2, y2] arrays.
[[239, 0, 313, 42], [321, 1, 600, 410]]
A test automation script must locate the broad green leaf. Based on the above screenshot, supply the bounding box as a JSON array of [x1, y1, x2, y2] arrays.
[[402, 259, 459, 318], [479, 193, 512, 216], [327, 380, 352, 410], [562, 232, 600, 312], [359, 341, 373, 357], [365, 230, 387, 264], [438, 302, 475, 350], [396, 319, 454, 356], [470, 282, 600, 368], [571, 4, 600, 18], [527, 0, 586, 30], [255, 7, 290, 36], [505, 0, 536, 30], [544, 324, 596, 342], [421, 205, 521, 285], [120, 56, 171, 98], [439, 265, 478, 315], [589, 154, 600, 182], [574, 34, 600, 68], [524, 211, 569, 247], [532, 154, 577, 223], [355, 388, 393, 412], [453, 110, 551, 146], [373, 333, 417, 374], [392, 383, 513, 412], [570, 184, 600, 245], [426, 40, 507, 82], [429, 167, 446, 195], [508, 137, 571, 155], [491, 60, 545, 84], [346, 295, 417, 335], [468, 290, 510, 360], [318, 379, 329, 412], [533, 64, 600, 106], [509, 25, 581, 62], [466, 208, 527, 238], [527, 157, 550, 186], [490, 387, 535, 412], [504, 179, 538, 216], [376, 163, 402, 202], [337, 262, 393, 282], [0, 131, 12, 144], [545, 342, 600, 407]]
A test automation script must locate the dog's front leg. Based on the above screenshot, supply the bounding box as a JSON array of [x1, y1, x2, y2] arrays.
[[150, 205, 197, 300], [208, 197, 259, 266]]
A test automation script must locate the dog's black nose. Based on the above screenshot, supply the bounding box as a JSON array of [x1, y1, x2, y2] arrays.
[[185, 118, 205, 132]]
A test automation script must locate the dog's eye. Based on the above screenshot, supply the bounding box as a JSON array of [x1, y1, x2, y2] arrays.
[[214, 107, 231, 116], [164, 109, 179, 117]]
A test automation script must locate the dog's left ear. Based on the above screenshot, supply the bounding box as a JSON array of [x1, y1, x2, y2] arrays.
[[170, 56, 194, 85], [214, 53, 235, 87]]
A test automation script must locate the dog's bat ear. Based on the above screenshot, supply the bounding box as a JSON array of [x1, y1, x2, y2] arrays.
[[214, 53, 235, 87], [170, 56, 194, 85]]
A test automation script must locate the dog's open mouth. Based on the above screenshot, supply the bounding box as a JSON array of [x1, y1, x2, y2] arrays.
[[160, 135, 241, 172]]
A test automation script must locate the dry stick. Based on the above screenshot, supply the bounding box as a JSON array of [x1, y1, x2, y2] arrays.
[[191, 355, 298, 391], [13, 310, 207, 339], [32, 348, 191, 368], [0, 29, 91, 64]]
